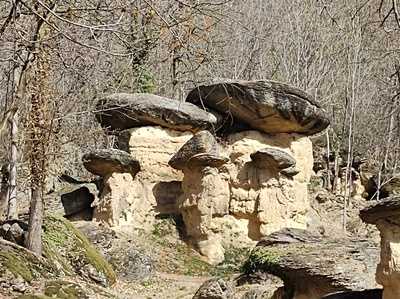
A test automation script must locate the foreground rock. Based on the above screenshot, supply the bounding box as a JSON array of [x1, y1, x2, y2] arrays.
[[360, 196, 400, 299], [82, 149, 140, 177], [95, 93, 218, 132], [193, 278, 233, 299], [243, 228, 379, 299], [187, 80, 329, 135]]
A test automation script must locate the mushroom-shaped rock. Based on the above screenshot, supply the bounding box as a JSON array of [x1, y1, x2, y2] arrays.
[[95, 93, 218, 132], [169, 130, 221, 170], [243, 228, 379, 299], [360, 196, 400, 299], [83, 149, 140, 177], [360, 196, 400, 224], [186, 80, 329, 135]]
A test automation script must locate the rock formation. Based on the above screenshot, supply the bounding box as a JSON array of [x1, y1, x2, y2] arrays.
[[243, 228, 380, 299], [95, 93, 218, 132], [82, 149, 140, 176], [83, 149, 141, 226], [169, 131, 230, 264], [360, 196, 400, 299], [186, 80, 330, 135], [83, 82, 329, 262]]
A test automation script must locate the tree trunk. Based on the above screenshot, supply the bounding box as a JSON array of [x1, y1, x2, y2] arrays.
[[0, 165, 10, 219], [25, 187, 43, 254], [7, 110, 18, 219]]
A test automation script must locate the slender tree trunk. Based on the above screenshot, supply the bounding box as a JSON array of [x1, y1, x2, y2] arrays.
[[7, 110, 18, 219], [326, 130, 331, 191], [25, 188, 43, 254], [25, 89, 47, 255], [0, 165, 10, 219]]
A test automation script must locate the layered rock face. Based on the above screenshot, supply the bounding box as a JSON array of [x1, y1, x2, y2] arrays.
[[360, 196, 400, 299], [244, 228, 379, 299], [85, 81, 328, 263]]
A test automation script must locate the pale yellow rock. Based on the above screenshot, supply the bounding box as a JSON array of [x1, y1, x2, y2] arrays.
[[179, 165, 230, 264], [376, 219, 400, 299], [121, 126, 193, 181], [95, 126, 192, 231], [222, 130, 313, 238], [93, 172, 134, 226]]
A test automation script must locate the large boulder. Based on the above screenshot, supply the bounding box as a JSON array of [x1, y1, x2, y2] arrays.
[[82, 149, 140, 177], [186, 80, 329, 135], [95, 93, 218, 132], [243, 228, 379, 299]]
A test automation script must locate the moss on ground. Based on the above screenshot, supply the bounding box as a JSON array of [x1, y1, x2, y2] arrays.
[[0, 215, 116, 297], [242, 246, 282, 275], [0, 242, 56, 283], [43, 215, 116, 285]]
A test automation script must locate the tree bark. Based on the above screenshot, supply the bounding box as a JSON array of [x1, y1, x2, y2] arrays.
[[6, 110, 18, 219], [25, 187, 43, 254]]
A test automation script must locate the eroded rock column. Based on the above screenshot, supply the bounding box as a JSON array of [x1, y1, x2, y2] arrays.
[[82, 149, 140, 226], [169, 131, 229, 264]]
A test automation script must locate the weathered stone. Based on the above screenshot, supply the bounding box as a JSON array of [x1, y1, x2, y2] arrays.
[[82, 149, 140, 177], [193, 278, 234, 299], [360, 196, 400, 299], [61, 184, 97, 217], [187, 80, 329, 135], [169, 130, 220, 170], [225, 131, 313, 237], [360, 196, 400, 224], [0, 220, 27, 246], [95, 93, 218, 132], [250, 147, 296, 171], [179, 163, 230, 265], [95, 126, 192, 230], [243, 229, 379, 299]]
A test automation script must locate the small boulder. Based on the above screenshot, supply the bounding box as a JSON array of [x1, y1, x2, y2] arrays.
[[0, 220, 27, 246], [187, 80, 329, 135], [82, 149, 140, 177], [95, 93, 218, 133], [169, 130, 220, 170], [193, 278, 234, 299], [250, 148, 296, 174]]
